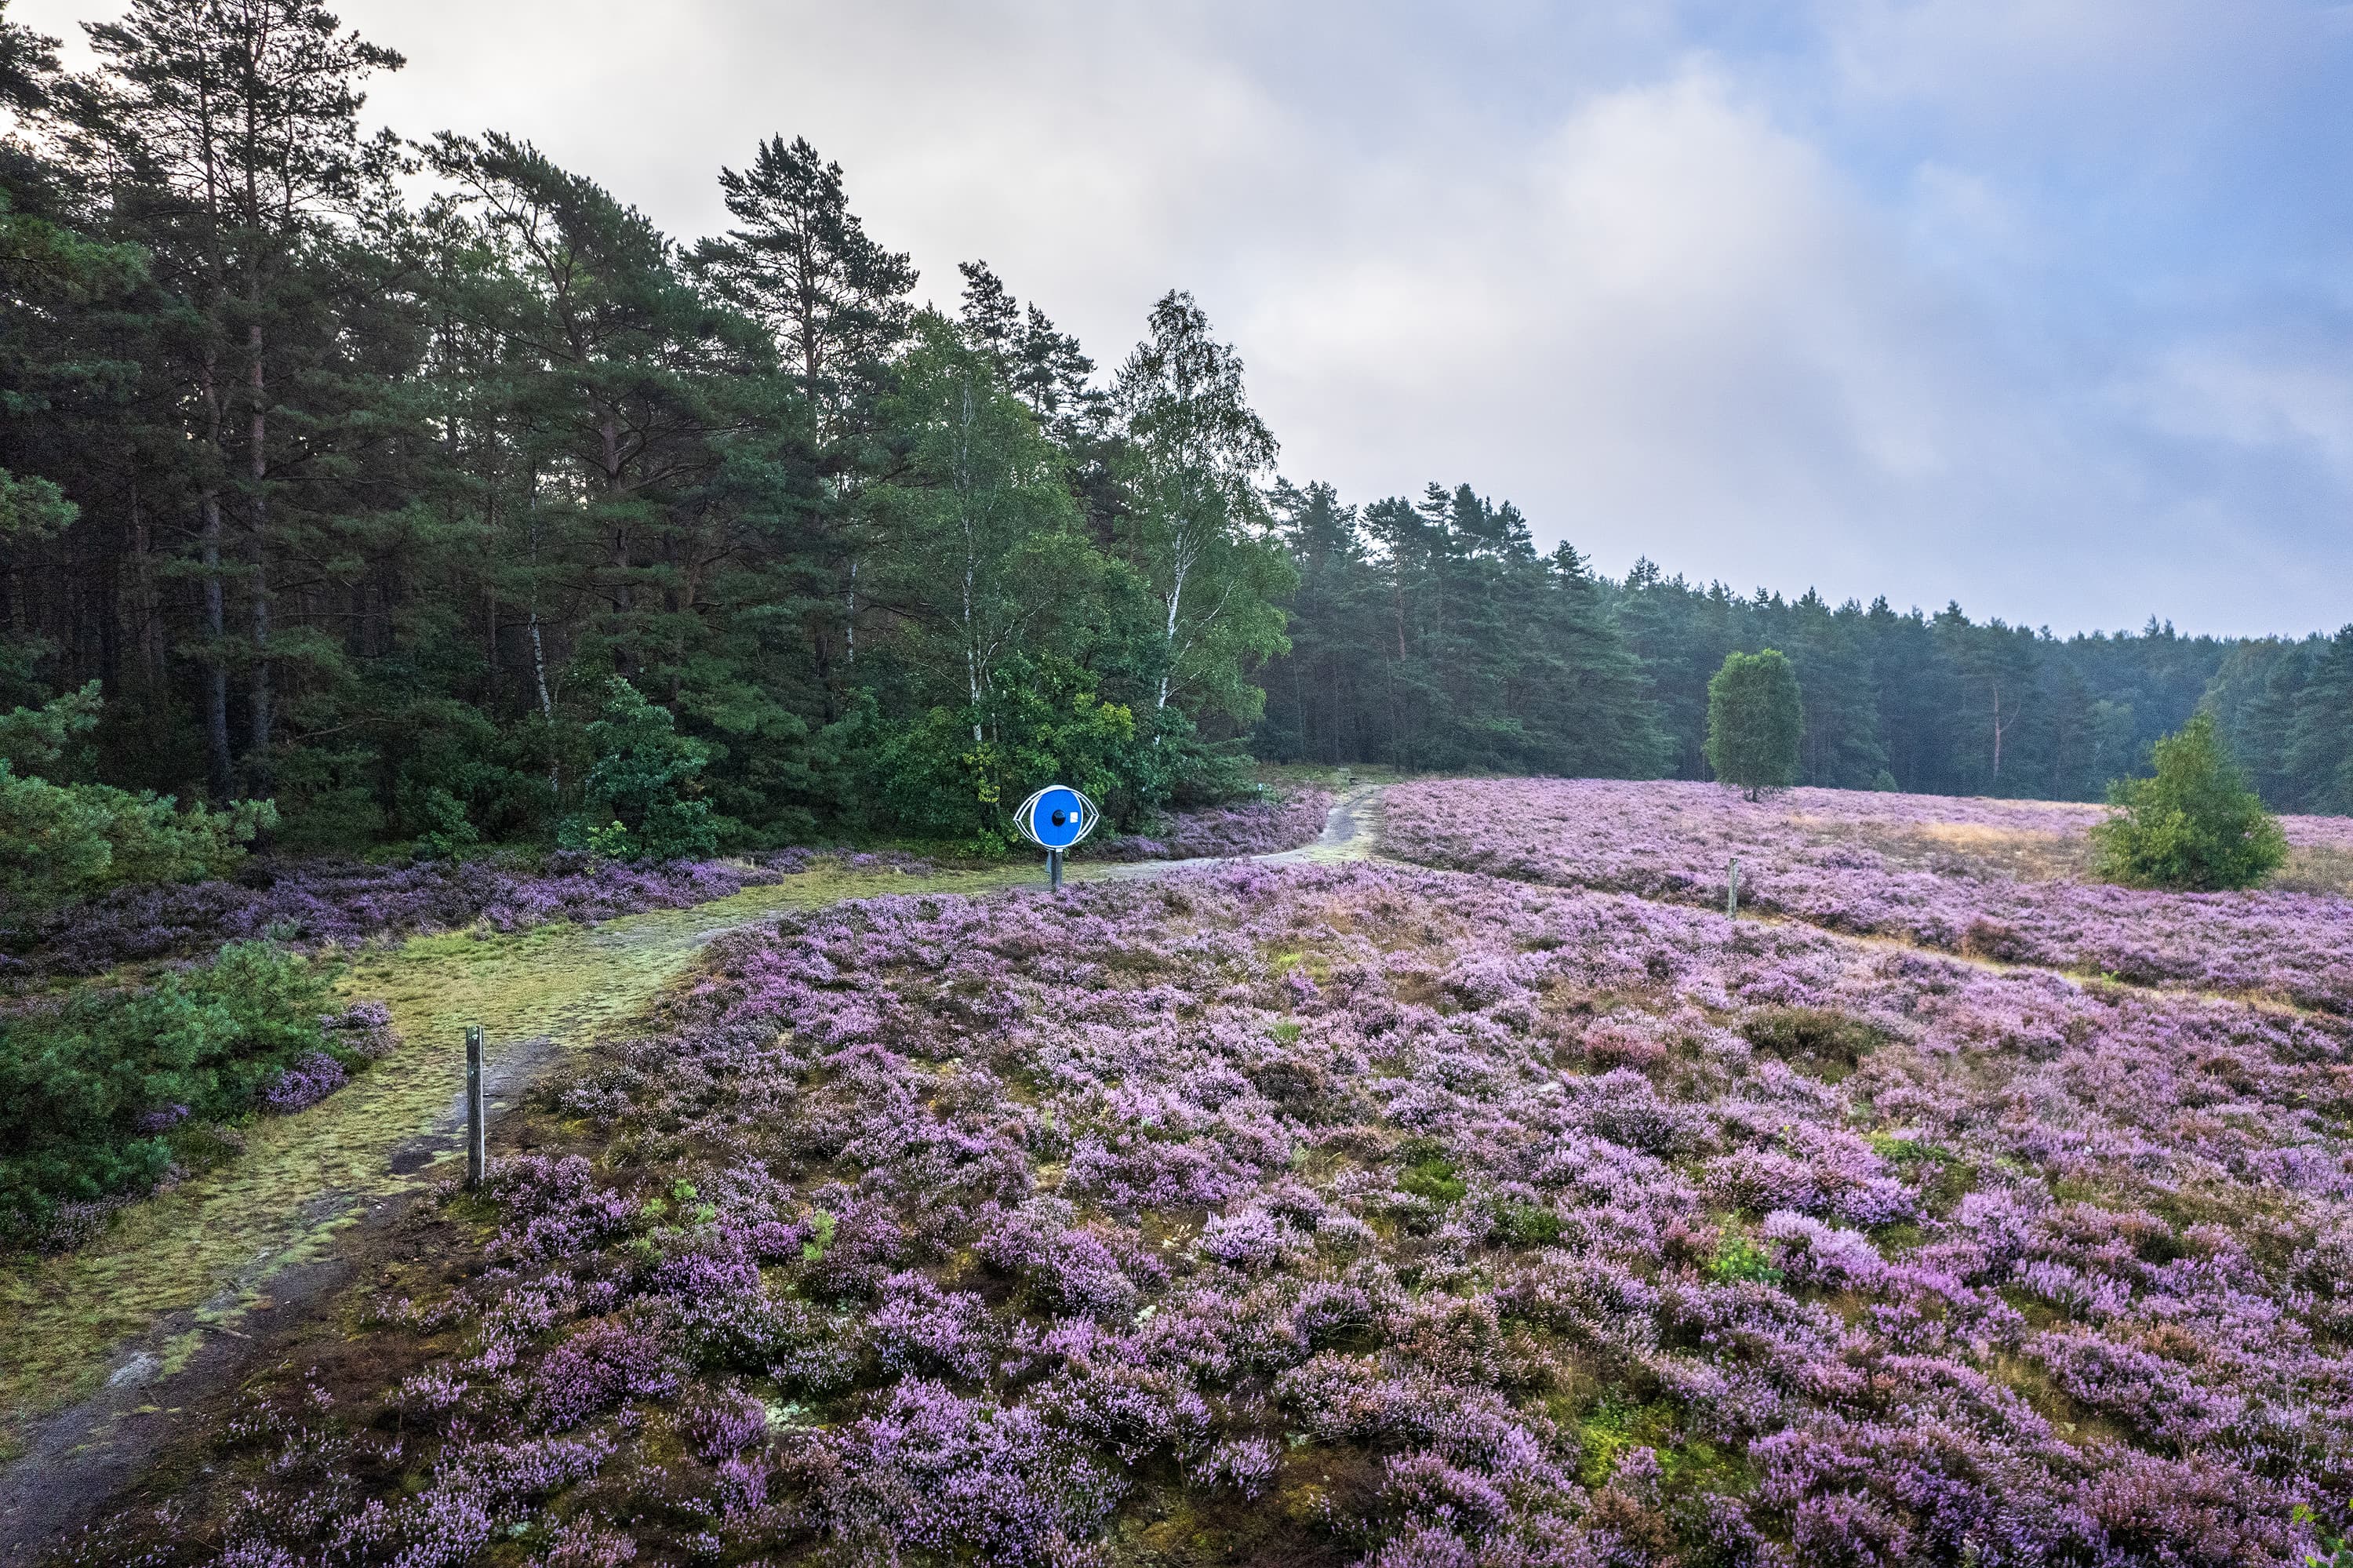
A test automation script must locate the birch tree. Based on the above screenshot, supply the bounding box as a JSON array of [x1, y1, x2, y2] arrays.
[[869, 311, 1086, 743], [1111, 290, 1289, 726]]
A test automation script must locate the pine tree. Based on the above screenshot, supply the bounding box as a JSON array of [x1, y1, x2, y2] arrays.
[[689, 134, 915, 440], [86, 0, 401, 800]]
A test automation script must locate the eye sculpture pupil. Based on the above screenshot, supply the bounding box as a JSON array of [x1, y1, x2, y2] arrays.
[[1051, 809, 1067, 826]]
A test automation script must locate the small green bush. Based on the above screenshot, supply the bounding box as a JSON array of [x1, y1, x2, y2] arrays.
[[1397, 1137, 1467, 1203], [0, 682, 273, 914], [560, 677, 721, 861], [0, 943, 334, 1245], [2092, 712, 2286, 892], [1496, 1201, 1562, 1246], [1740, 1006, 1888, 1079], [1707, 1224, 1784, 1285]]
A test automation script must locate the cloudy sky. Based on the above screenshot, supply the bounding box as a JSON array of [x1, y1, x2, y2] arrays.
[[20, 0, 2353, 635]]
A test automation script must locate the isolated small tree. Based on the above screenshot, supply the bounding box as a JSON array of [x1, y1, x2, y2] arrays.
[[1705, 649, 1803, 801], [2092, 711, 2286, 891]]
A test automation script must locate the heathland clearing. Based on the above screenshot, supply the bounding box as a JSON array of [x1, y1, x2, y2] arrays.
[[43, 780, 2353, 1566]]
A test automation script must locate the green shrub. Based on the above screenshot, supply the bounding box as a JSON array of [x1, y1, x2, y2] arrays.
[[2092, 711, 2287, 891], [848, 653, 1168, 849], [0, 943, 334, 1245], [1740, 1006, 1888, 1079], [559, 677, 722, 861], [1496, 1201, 1562, 1246], [1397, 1137, 1467, 1203], [1707, 1224, 1784, 1285], [0, 682, 273, 914]]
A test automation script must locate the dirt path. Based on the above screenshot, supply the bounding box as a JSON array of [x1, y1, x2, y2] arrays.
[[0, 791, 1381, 1563]]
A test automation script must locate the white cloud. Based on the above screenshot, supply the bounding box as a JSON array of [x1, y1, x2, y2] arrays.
[[2127, 344, 2353, 478], [11, 0, 2351, 633]]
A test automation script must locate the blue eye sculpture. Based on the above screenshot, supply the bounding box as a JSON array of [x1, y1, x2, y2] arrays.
[[1014, 784, 1099, 890]]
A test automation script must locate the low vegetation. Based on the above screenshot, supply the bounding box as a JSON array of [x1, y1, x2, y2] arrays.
[[0, 684, 272, 916], [0, 943, 392, 1250], [1382, 777, 2353, 1013], [77, 857, 2351, 1564]]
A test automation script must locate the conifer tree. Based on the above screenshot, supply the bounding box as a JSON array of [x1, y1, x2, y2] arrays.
[[85, 0, 401, 799]]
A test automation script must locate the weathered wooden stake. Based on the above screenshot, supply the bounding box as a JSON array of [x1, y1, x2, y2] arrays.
[[1726, 857, 1740, 921], [465, 1024, 486, 1188], [1048, 849, 1064, 893]]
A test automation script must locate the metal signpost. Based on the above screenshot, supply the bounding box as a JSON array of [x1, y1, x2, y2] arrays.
[[1014, 784, 1099, 891]]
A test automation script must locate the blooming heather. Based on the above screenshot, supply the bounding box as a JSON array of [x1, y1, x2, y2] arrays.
[[1384, 777, 2353, 1013], [1089, 787, 1335, 861], [5, 853, 784, 977], [11, 795, 1330, 981], [129, 860, 2350, 1566]]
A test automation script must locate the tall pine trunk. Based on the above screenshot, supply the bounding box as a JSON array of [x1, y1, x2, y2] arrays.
[[129, 481, 166, 689]]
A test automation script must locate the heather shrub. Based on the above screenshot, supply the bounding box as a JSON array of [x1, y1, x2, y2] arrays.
[[0, 942, 344, 1246], [111, 861, 2353, 1566], [2093, 711, 2288, 891], [1086, 784, 1333, 861], [1383, 778, 2353, 1013], [13, 851, 776, 977]]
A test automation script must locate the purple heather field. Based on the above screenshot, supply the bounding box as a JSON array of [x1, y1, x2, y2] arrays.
[[1382, 779, 2353, 1016], [4, 795, 1329, 980], [1088, 788, 1336, 862], [118, 849, 2353, 1567], [2, 854, 787, 980]]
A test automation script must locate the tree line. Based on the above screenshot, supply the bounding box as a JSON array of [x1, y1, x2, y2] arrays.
[[1, 0, 1297, 861], [3, 0, 2346, 882], [1254, 489, 2349, 813]]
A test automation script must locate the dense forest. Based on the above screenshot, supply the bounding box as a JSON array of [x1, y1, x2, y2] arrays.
[[2, 0, 2347, 885], [1257, 498, 2351, 812]]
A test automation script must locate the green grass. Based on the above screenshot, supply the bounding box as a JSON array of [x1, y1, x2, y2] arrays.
[[1397, 1137, 1467, 1204], [1706, 1224, 1784, 1286]]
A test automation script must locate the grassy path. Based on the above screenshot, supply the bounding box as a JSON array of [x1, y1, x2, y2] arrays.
[[0, 860, 1026, 1472]]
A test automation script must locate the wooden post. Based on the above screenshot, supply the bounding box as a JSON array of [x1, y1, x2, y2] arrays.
[[1048, 849, 1064, 893], [1726, 857, 1740, 921], [465, 1024, 486, 1188]]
